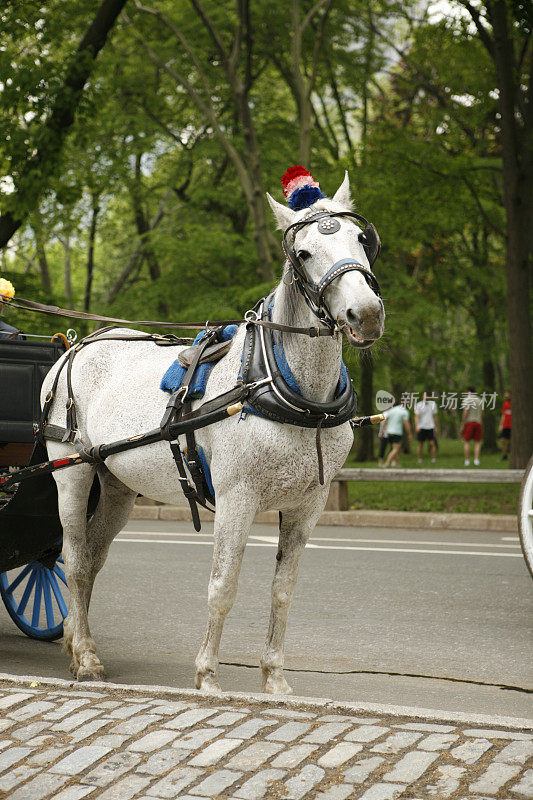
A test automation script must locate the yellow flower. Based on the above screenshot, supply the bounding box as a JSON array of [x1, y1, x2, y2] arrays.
[[0, 278, 15, 300]]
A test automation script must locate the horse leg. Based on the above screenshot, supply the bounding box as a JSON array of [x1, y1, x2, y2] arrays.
[[57, 460, 136, 681], [195, 493, 256, 693], [84, 468, 137, 609], [261, 495, 328, 694], [51, 456, 102, 680]]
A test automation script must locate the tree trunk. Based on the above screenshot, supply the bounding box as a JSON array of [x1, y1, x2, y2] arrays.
[[298, 92, 312, 168], [504, 188, 533, 467], [487, 1, 533, 467], [0, 0, 128, 248], [472, 280, 498, 453], [251, 191, 276, 281], [107, 192, 171, 305], [134, 2, 275, 282], [355, 351, 374, 461], [482, 356, 498, 452], [31, 226, 53, 297], [62, 234, 73, 304], [237, 55, 276, 280], [84, 195, 100, 312], [129, 154, 168, 315], [289, 0, 332, 167]]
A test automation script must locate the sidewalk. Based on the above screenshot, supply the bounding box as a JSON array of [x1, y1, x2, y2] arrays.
[[131, 503, 518, 533], [0, 675, 531, 800]]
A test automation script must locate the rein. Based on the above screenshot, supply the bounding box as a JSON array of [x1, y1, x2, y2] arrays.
[[2, 209, 381, 337], [1, 294, 336, 338]]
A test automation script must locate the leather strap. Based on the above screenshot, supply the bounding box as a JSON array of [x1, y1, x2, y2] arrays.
[[3, 295, 335, 338], [178, 339, 233, 368], [159, 331, 216, 439], [62, 347, 79, 443], [183, 399, 210, 507], [316, 418, 325, 486], [316, 258, 382, 303], [39, 356, 68, 439], [169, 441, 202, 532], [251, 319, 335, 337]]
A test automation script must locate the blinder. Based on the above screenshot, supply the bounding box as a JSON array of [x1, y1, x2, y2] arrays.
[[282, 209, 382, 329], [358, 222, 380, 266]]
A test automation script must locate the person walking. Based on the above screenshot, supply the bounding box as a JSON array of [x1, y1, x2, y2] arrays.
[[384, 403, 411, 467], [499, 390, 512, 460], [377, 416, 389, 466], [414, 392, 439, 464], [461, 386, 483, 466]]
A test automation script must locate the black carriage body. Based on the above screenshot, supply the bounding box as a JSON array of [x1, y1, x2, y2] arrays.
[[0, 339, 67, 572], [1, 441, 64, 571], [0, 338, 66, 443]]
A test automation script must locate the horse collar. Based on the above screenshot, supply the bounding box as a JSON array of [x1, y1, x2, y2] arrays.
[[240, 294, 357, 429]]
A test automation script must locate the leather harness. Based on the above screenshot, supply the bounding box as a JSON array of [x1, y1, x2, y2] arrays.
[[2, 209, 383, 532]]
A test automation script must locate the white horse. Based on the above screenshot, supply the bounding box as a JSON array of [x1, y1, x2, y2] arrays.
[[42, 173, 384, 693]]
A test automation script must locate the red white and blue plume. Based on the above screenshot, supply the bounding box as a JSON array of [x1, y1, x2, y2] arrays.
[[281, 165, 325, 211]]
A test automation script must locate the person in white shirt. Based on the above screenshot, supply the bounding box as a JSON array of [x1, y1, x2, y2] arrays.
[[383, 404, 411, 467], [414, 392, 439, 464]]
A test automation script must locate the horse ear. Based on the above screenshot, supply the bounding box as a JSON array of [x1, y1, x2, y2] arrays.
[[332, 171, 352, 208], [266, 192, 296, 230]]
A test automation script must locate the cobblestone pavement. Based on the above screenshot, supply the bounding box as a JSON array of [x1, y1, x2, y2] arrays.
[[0, 678, 531, 800]]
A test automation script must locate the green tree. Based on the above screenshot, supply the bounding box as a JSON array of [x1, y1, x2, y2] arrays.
[[0, 0, 129, 247]]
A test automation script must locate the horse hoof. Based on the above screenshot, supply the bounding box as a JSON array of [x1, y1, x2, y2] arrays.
[[195, 673, 221, 695], [263, 675, 293, 695], [77, 665, 105, 682]]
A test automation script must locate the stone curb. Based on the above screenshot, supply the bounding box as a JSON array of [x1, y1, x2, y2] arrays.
[[131, 504, 518, 532], [0, 673, 530, 732]]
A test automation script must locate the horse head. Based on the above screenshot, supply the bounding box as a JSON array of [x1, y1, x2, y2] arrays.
[[267, 171, 385, 349]]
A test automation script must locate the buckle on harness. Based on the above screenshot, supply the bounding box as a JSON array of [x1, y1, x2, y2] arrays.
[[174, 385, 189, 403], [244, 308, 259, 323]]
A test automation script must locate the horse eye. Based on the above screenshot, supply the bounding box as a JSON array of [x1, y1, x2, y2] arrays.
[[297, 250, 312, 261]]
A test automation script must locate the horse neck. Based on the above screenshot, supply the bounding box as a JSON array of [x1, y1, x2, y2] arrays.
[[271, 275, 342, 403]]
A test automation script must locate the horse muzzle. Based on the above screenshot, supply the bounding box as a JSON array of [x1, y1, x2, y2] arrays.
[[342, 303, 384, 348]]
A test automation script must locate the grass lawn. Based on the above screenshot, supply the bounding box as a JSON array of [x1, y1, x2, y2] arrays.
[[345, 437, 519, 515]]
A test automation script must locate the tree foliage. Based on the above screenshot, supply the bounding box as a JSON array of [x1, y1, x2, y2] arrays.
[[1, 0, 530, 463]]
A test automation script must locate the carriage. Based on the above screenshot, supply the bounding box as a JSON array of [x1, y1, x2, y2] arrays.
[[0, 331, 72, 640], [0, 169, 531, 691]]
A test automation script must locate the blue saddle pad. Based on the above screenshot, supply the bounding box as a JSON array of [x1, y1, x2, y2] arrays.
[[160, 325, 238, 398]]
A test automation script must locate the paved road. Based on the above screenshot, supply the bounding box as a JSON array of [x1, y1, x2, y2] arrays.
[[1, 520, 532, 719]]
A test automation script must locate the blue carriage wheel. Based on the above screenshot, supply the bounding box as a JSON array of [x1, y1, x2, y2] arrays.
[[0, 556, 68, 641]]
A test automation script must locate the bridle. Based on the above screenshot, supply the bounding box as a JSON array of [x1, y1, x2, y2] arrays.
[[282, 210, 382, 329]]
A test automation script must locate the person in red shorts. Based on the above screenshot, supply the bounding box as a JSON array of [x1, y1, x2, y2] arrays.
[[461, 386, 483, 466], [499, 390, 512, 460]]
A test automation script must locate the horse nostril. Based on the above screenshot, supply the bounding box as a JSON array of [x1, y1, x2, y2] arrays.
[[346, 309, 361, 329], [346, 305, 383, 339]]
